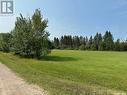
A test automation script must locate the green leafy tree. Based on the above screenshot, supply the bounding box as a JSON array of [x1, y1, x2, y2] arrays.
[[54, 37, 60, 49], [114, 39, 121, 51], [103, 31, 114, 50], [0, 33, 12, 52], [32, 9, 49, 58], [12, 9, 50, 58], [94, 33, 102, 50], [89, 36, 93, 46]]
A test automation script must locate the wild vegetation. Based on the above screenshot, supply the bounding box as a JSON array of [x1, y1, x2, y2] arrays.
[[53, 32, 127, 51]]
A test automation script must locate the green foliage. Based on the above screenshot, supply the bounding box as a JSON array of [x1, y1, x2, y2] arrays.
[[54, 37, 60, 49], [53, 31, 127, 51], [103, 31, 114, 50], [79, 44, 85, 50], [114, 39, 121, 51], [90, 44, 96, 50], [0, 33, 12, 52], [85, 44, 90, 50], [11, 9, 50, 58], [93, 33, 102, 50], [0, 9, 50, 58]]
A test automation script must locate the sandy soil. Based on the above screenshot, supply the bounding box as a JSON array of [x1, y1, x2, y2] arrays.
[[0, 63, 47, 95]]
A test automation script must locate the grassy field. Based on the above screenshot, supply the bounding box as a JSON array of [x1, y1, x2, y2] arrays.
[[0, 50, 127, 95]]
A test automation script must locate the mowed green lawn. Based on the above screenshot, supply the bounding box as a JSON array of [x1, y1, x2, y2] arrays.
[[0, 50, 127, 95]]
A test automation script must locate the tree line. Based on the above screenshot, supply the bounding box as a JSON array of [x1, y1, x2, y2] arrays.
[[0, 9, 127, 58], [53, 31, 127, 51], [0, 9, 50, 58]]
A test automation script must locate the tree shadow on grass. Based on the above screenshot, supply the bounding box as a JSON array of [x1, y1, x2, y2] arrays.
[[41, 56, 79, 62]]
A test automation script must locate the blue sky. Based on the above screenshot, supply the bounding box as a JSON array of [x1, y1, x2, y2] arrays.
[[1, 0, 127, 40]]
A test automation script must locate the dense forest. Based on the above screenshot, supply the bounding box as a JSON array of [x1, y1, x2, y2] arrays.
[[53, 31, 127, 51]]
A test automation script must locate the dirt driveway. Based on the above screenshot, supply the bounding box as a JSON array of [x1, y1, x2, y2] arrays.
[[0, 63, 47, 95]]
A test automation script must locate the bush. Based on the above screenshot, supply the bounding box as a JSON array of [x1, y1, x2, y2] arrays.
[[79, 44, 85, 50]]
